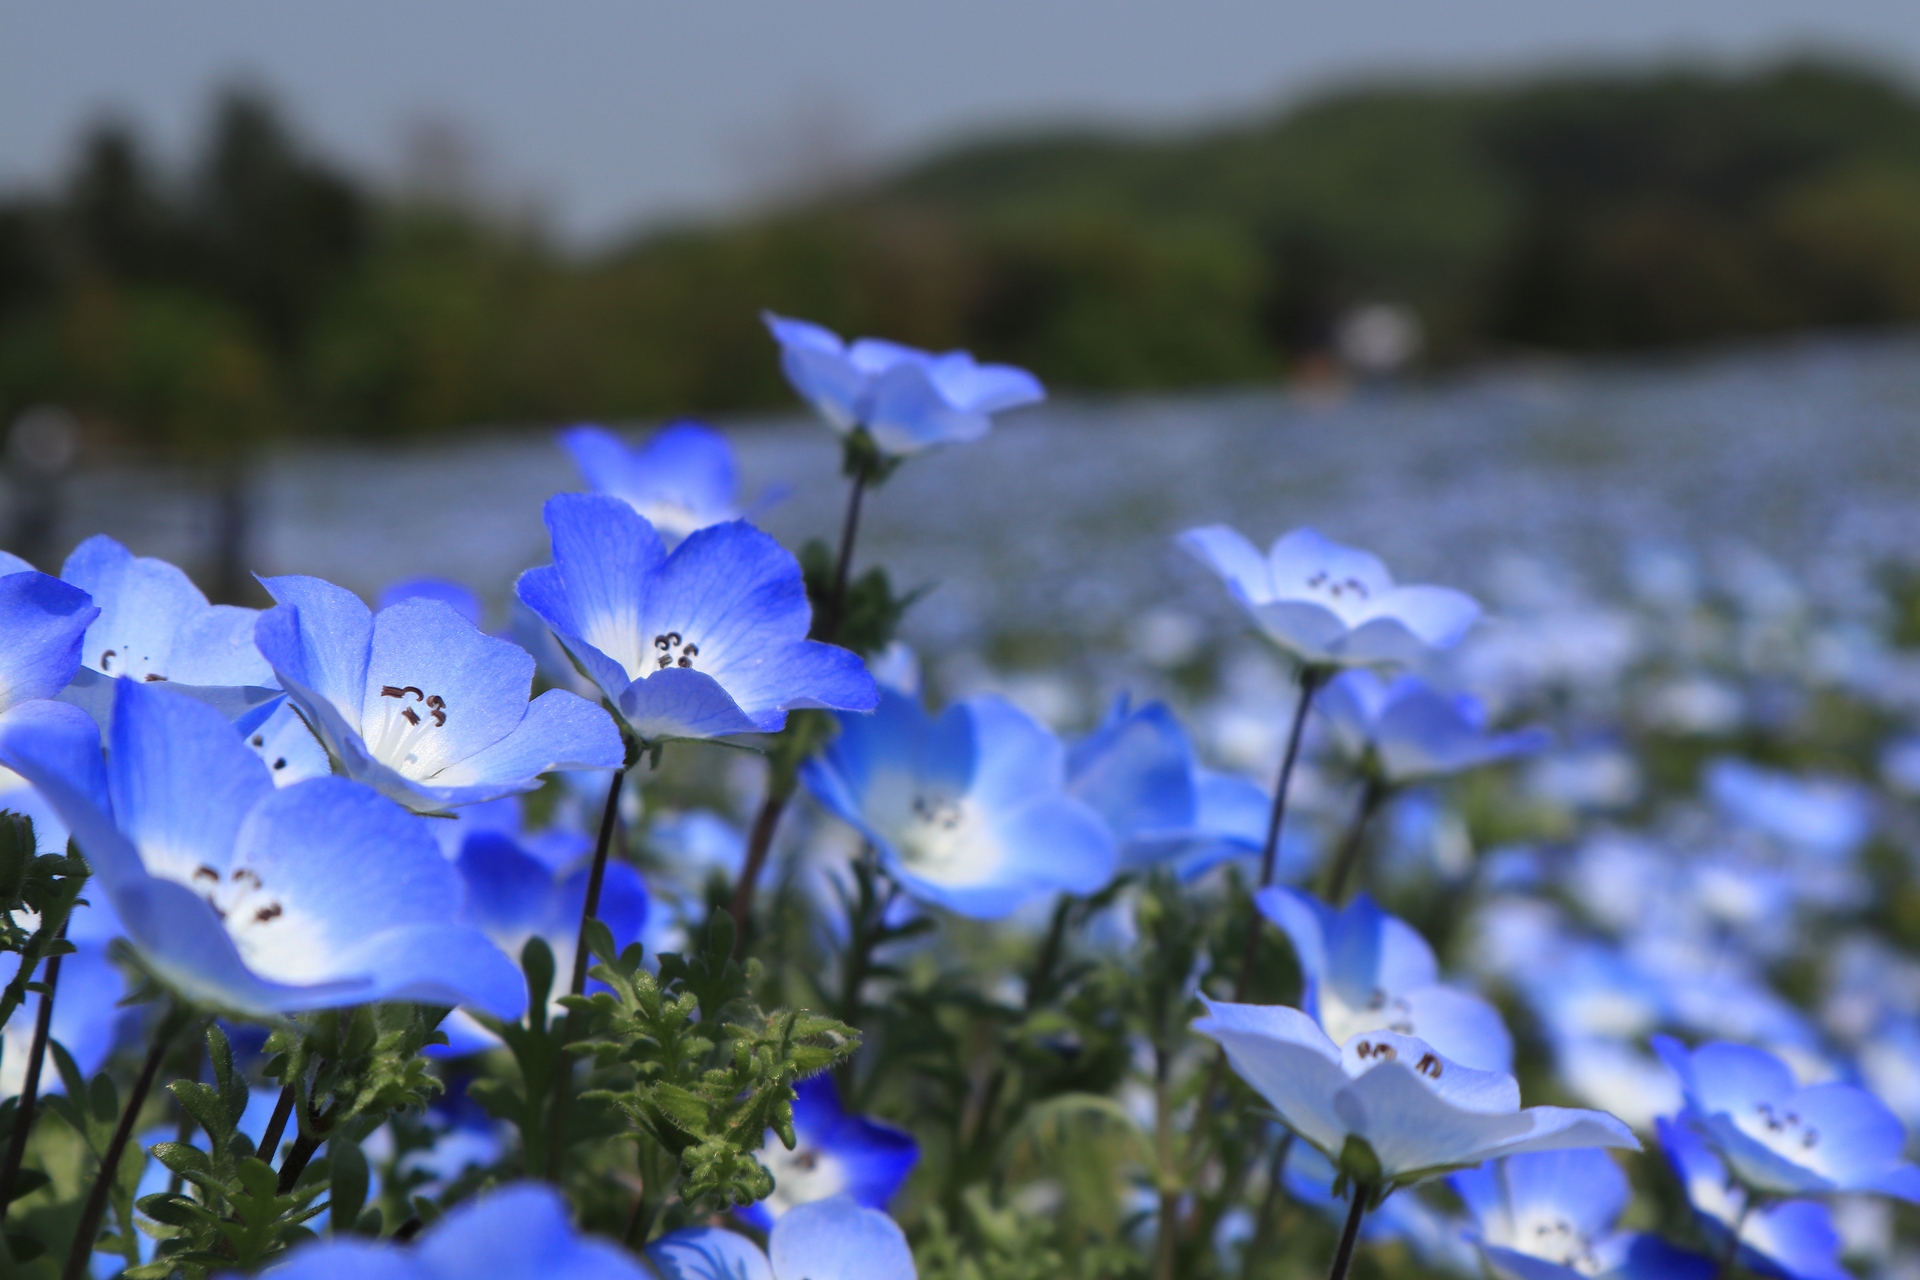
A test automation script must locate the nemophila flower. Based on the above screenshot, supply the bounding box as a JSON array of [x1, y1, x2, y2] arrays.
[[259, 1182, 647, 1280], [0, 905, 130, 1099], [737, 1075, 918, 1229], [1176, 526, 1480, 667], [0, 549, 97, 719], [1451, 1149, 1713, 1280], [516, 494, 876, 743], [801, 688, 1115, 918], [1193, 999, 1635, 1189], [562, 421, 760, 540], [242, 701, 332, 788], [1317, 670, 1549, 784], [1704, 760, 1872, 860], [0, 680, 524, 1019], [1652, 1036, 1920, 1200], [649, 1194, 916, 1280], [1256, 886, 1513, 1072], [380, 576, 484, 626], [764, 311, 1044, 457], [255, 573, 623, 814], [438, 826, 647, 1054], [56, 534, 280, 729], [1065, 695, 1272, 874], [1659, 1118, 1849, 1280]]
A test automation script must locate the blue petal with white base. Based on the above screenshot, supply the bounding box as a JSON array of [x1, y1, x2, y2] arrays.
[[516, 494, 875, 743], [650, 1195, 915, 1280], [1659, 1117, 1850, 1280], [738, 1074, 918, 1228], [256, 575, 623, 813], [1257, 886, 1513, 1072], [1653, 1035, 1920, 1200], [562, 421, 751, 540], [1177, 526, 1480, 667], [1318, 670, 1549, 783], [0, 680, 524, 1020], [803, 689, 1115, 918]]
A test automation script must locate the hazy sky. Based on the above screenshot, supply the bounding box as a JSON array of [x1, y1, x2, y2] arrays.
[[6, 1, 1920, 244]]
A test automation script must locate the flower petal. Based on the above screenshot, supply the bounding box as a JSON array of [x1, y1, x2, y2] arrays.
[[1192, 998, 1348, 1156], [258, 574, 375, 726], [768, 1196, 915, 1280], [0, 570, 96, 710]]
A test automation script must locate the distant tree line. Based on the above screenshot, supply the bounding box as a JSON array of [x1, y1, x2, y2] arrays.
[[6, 62, 1920, 459]]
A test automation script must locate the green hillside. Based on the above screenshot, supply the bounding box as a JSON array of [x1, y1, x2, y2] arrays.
[[7, 59, 1920, 457]]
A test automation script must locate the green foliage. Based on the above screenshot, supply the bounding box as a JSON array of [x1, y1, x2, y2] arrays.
[[916, 1189, 1144, 1280], [564, 915, 857, 1214], [261, 1004, 450, 1142], [0, 813, 90, 1035]]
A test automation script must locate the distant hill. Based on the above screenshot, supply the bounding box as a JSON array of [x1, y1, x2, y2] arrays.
[[7, 60, 1920, 456]]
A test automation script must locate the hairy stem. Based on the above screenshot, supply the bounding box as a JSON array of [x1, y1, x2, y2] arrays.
[[62, 1007, 184, 1280], [0, 920, 65, 1222], [547, 765, 627, 1182], [1327, 1185, 1371, 1280], [1322, 777, 1388, 904]]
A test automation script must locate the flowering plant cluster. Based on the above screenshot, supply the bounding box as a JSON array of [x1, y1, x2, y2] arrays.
[[0, 311, 1915, 1280]]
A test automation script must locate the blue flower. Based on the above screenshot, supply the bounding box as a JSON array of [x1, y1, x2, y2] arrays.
[[1064, 695, 1273, 874], [0, 680, 525, 1019], [649, 1195, 915, 1280], [1317, 670, 1549, 784], [1193, 999, 1636, 1188], [56, 534, 281, 729], [1256, 887, 1513, 1072], [250, 1182, 648, 1280], [1652, 1035, 1920, 1200], [516, 494, 877, 743], [255, 573, 624, 813], [737, 1075, 918, 1229], [1451, 1150, 1713, 1280], [562, 421, 762, 540], [764, 312, 1044, 457], [0, 932, 129, 1100], [1177, 526, 1480, 667], [801, 688, 1115, 918], [0, 549, 97, 718], [379, 577, 484, 626], [1659, 1117, 1850, 1280], [1704, 760, 1872, 860]]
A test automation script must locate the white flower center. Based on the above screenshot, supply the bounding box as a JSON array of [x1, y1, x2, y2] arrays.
[[757, 1140, 849, 1216], [1510, 1210, 1603, 1274], [369, 684, 450, 776], [1736, 1100, 1822, 1158], [1321, 986, 1417, 1047], [184, 862, 332, 983]]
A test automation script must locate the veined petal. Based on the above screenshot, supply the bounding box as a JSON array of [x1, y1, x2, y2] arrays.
[[364, 597, 536, 775], [536, 493, 669, 682], [768, 1196, 916, 1280], [429, 689, 623, 788], [329, 923, 525, 1019], [721, 639, 876, 720], [414, 1182, 647, 1280], [0, 570, 97, 710], [650, 1226, 774, 1280], [617, 668, 766, 740], [65, 535, 273, 687], [1401, 985, 1515, 1074], [378, 577, 484, 626], [1192, 998, 1349, 1156], [1486, 1106, 1640, 1162], [0, 698, 139, 887], [515, 565, 633, 704], [258, 575, 375, 726], [637, 521, 812, 685], [1333, 1058, 1531, 1178]]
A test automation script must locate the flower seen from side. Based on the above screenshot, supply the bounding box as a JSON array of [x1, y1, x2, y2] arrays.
[[1658, 1117, 1850, 1280], [1317, 669, 1549, 784], [561, 421, 753, 540]]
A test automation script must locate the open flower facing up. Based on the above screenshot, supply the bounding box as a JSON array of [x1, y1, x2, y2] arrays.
[[737, 1075, 919, 1229], [0, 550, 97, 717], [649, 1195, 916, 1280], [258, 1182, 646, 1280], [57, 534, 281, 729], [0, 679, 524, 1019], [802, 689, 1115, 918], [1452, 1149, 1713, 1280], [1652, 1035, 1920, 1200], [1257, 886, 1513, 1071], [255, 574, 624, 814], [764, 312, 1044, 457], [1194, 1000, 1635, 1190], [561, 421, 756, 541], [1065, 695, 1273, 875], [1317, 670, 1549, 785], [1658, 1118, 1850, 1280], [516, 494, 876, 743], [1177, 526, 1480, 667]]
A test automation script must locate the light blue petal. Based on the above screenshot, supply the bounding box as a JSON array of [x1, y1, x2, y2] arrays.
[[554, 859, 648, 953], [1194, 999, 1350, 1157], [865, 359, 990, 453], [1477, 1244, 1587, 1280], [1681, 1041, 1798, 1118], [1740, 1200, 1850, 1280], [258, 574, 375, 722], [0, 570, 96, 710], [0, 698, 136, 886], [1255, 886, 1333, 998], [1176, 525, 1271, 603], [108, 679, 272, 886], [1335, 616, 1440, 665], [637, 521, 809, 684], [650, 1225, 774, 1280], [515, 564, 632, 705], [1250, 600, 1352, 661], [768, 1196, 915, 1280], [330, 924, 526, 1019], [0, 552, 32, 575], [965, 695, 1069, 813], [379, 577, 483, 627], [618, 667, 765, 740], [1401, 985, 1513, 1074], [1498, 1149, 1629, 1240], [988, 793, 1117, 898], [246, 1238, 421, 1280], [63, 535, 272, 687], [560, 424, 636, 494], [429, 689, 623, 791], [1066, 699, 1198, 844], [926, 354, 1045, 414], [528, 493, 669, 689], [1789, 1083, 1910, 1192], [1268, 528, 1393, 600], [2, 941, 127, 1099], [457, 832, 559, 938], [1363, 585, 1482, 650], [765, 311, 862, 432], [1448, 1162, 1503, 1229], [415, 1182, 649, 1280], [719, 640, 876, 721], [632, 421, 738, 516], [365, 597, 535, 774]]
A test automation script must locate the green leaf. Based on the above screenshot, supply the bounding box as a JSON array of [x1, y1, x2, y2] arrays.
[[329, 1137, 369, 1236]]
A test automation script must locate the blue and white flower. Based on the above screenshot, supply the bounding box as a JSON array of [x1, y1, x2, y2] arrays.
[[516, 494, 876, 743], [56, 535, 280, 729], [561, 421, 758, 540], [0, 680, 525, 1019], [764, 312, 1044, 457], [802, 689, 1115, 918], [1177, 526, 1480, 667], [1317, 670, 1548, 784], [1193, 999, 1635, 1188], [255, 573, 623, 813], [1451, 1149, 1713, 1280], [1659, 1117, 1849, 1280], [1256, 886, 1513, 1071], [650, 1194, 916, 1280], [738, 1075, 918, 1229], [260, 1182, 647, 1280], [1653, 1036, 1920, 1200]]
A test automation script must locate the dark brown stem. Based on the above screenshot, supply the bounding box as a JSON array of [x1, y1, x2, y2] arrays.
[[822, 460, 872, 643], [1232, 667, 1326, 1001], [63, 1008, 183, 1280], [1327, 1185, 1371, 1280], [0, 921, 65, 1222], [1322, 777, 1388, 904], [547, 765, 626, 1182], [255, 1085, 295, 1170], [274, 1119, 325, 1194]]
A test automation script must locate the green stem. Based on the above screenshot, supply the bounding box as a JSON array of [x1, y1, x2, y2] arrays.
[[1232, 667, 1326, 1000], [1321, 777, 1388, 904], [546, 765, 627, 1182], [822, 457, 873, 643], [0, 918, 65, 1222], [62, 1006, 185, 1280]]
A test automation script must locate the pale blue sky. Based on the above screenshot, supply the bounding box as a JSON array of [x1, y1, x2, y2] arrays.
[[5, 1, 1920, 244]]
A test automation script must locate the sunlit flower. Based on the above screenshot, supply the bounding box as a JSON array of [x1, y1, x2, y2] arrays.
[[561, 421, 753, 540]]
